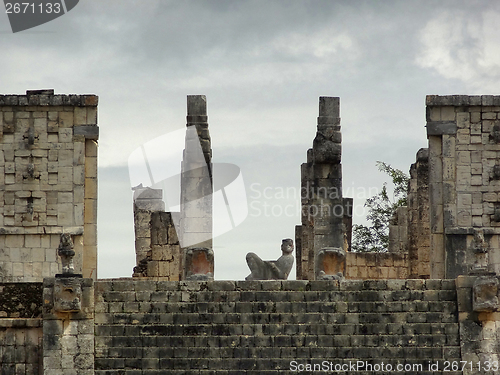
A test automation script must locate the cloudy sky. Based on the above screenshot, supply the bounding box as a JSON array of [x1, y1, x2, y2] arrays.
[[1, 0, 500, 279]]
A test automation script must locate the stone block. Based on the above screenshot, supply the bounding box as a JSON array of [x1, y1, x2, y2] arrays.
[[85, 139, 98, 157], [426, 107, 441, 121], [187, 95, 207, 116], [441, 107, 456, 121], [318, 97, 339, 117], [456, 128, 470, 144], [74, 125, 99, 140], [473, 276, 499, 312], [427, 121, 457, 135]]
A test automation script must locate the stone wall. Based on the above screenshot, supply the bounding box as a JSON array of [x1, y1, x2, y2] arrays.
[[0, 90, 99, 281], [426, 95, 500, 279], [0, 283, 43, 318], [345, 252, 409, 280], [94, 279, 461, 374], [131, 188, 182, 280], [0, 318, 43, 375], [132, 187, 165, 271], [0, 282, 43, 375], [455, 275, 500, 375]]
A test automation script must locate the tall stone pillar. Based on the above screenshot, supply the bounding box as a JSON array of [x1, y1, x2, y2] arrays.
[[296, 149, 314, 280], [407, 148, 430, 278], [43, 276, 94, 375], [132, 187, 165, 271], [296, 97, 345, 280], [180, 95, 214, 280]]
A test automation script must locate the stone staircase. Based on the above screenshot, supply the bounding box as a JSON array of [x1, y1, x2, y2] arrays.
[[94, 279, 462, 375]]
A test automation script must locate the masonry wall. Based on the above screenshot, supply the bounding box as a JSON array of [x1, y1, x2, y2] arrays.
[[0, 282, 43, 375], [426, 95, 500, 279], [0, 90, 99, 281], [94, 279, 461, 375], [345, 252, 409, 280], [455, 275, 500, 375], [0, 319, 43, 375]]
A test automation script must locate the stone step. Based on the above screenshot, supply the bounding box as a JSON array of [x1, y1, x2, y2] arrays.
[[94, 279, 462, 374], [98, 299, 458, 314], [96, 322, 459, 338], [96, 344, 462, 357], [98, 279, 457, 293], [96, 312, 458, 326], [99, 289, 458, 304]]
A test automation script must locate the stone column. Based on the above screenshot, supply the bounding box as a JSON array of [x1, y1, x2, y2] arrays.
[[407, 148, 430, 278], [180, 95, 214, 280], [343, 197, 353, 253], [296, 149, 314, 280], [42, 276, 94, 375], [296, 97, 346, 280], [456, 274, 500, 375], [388, 206, 408, 253], [132, 187, 165, 277]]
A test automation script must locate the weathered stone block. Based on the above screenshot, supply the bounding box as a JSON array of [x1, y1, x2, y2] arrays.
[[312, 136, 341, 164], [187, 95, 207, 116], [53, 278, 82, 312]]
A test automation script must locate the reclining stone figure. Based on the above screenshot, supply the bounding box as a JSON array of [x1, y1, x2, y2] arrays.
[[245, 239, 294, 280]]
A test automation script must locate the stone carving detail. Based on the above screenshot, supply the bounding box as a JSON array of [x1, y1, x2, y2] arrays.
[[490, 122, 500, 143], [316, 247, 345, 280], [23, 125, 37, 146], [494, 204, 500, 223], [245, 239, 294, 280], [184, 247, 214, 281], [58, 233, 75, 275], [471, 230, 489, 273], [473, 275, 499, 312], [491, 165, 500, 180], [54, 278, 82, 312]]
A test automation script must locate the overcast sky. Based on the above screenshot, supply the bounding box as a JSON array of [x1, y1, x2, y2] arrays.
[[1, 0, 500, 279]]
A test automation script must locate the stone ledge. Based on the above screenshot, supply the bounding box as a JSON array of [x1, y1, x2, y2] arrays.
[[0, 226, 84, 235], [426, 94, 500, 107], [94, 278, 457, 293], [426, 121, 457, 136], [0, 93, 98, 107], [0, 318, 42, 328], [74, 125, 99, 140], [445, 227, 500, 235]]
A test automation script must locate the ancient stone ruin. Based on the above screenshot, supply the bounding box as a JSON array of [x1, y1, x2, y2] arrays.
[[131, 95, 214, 281], [1, 90, 500, 374]]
